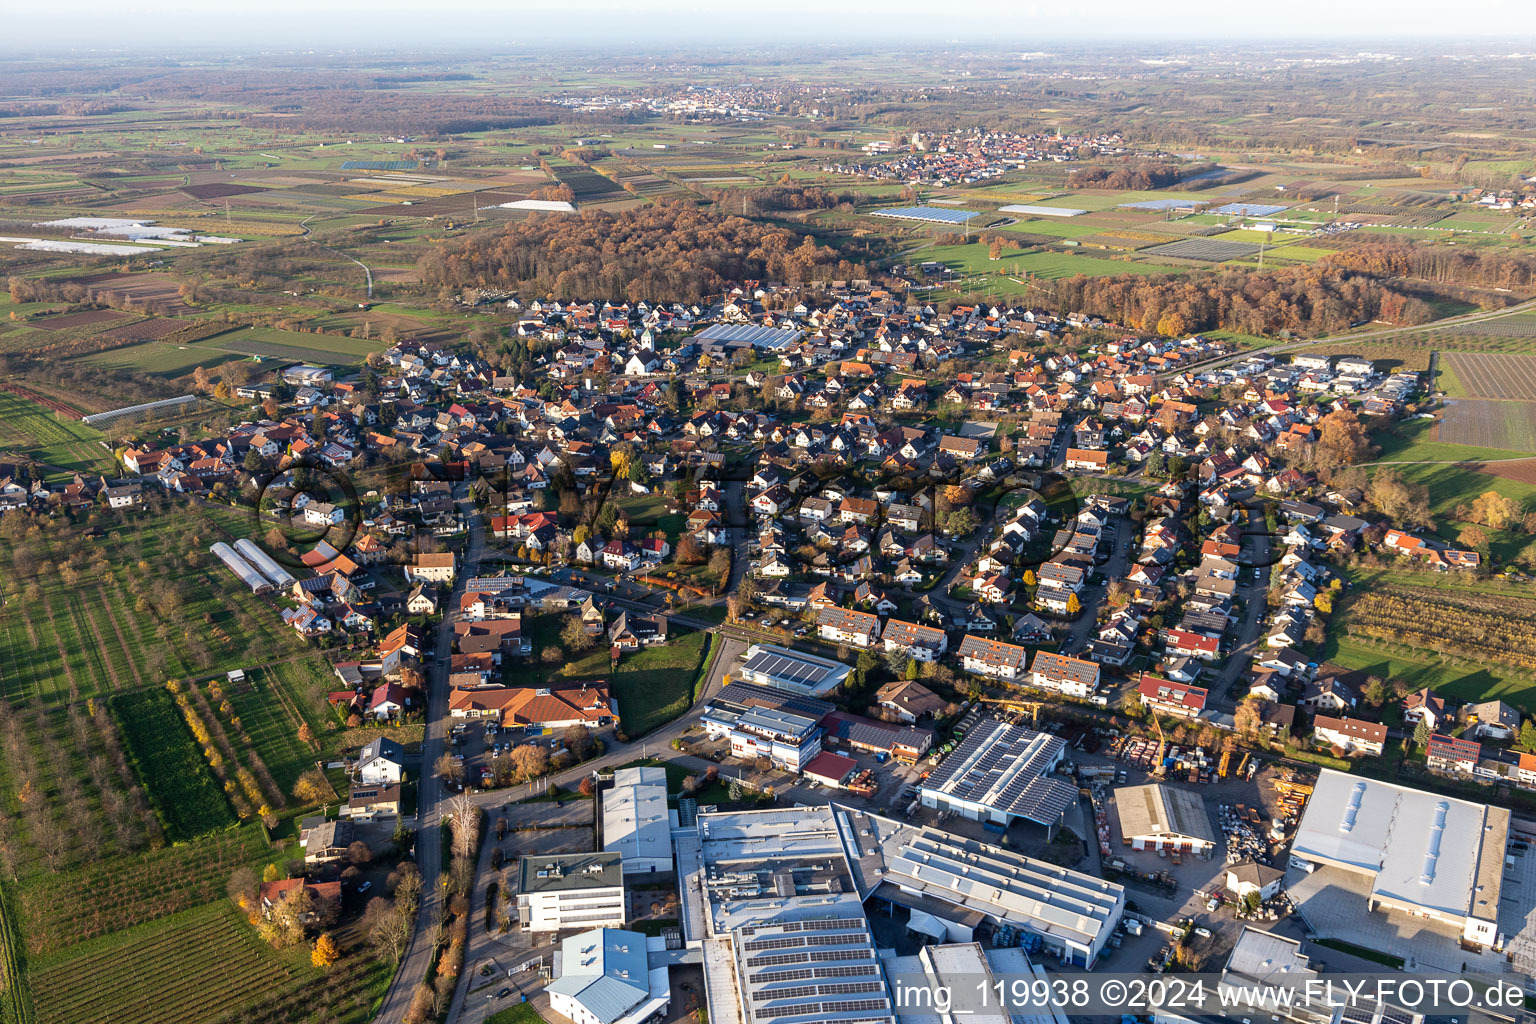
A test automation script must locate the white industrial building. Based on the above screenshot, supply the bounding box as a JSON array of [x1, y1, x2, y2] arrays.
[[546, 928, 671, 1024], [916, 719, 1076, 835], [603, 766, 675, 875], [518, 852, 627, 933], [837, 807, 1125, 967], [1289, 769, 1506, 947], [675, 806, 893, 1024], [701, 704, 822, 772], [884, 942, 1069, 1024], [1113, 784, 1218, 855], [735, 643, 850, 697]]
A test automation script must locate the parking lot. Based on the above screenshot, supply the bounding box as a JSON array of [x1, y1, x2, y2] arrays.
[[449, 718, 615, 793], [681, 730, 926, 812]]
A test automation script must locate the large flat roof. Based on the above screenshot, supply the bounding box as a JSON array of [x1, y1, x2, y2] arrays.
[[520, 851, 625, 894], [835, 806, 1122, 954], [603, 767, 671, 868], [1291, 769, 1505, 922], [738, 643, 850, 697], [918, 718, 1076, 826], [689, 806, 893, 1024]]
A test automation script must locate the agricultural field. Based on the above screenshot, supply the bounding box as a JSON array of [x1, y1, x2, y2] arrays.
[[1140, 237, 1262, 262], [29, 902, 307, 1024], [207, 667, 330, 802], [110, 689, 235, 842], [15, 824, 269, 956], [0, 513, 310, 704], [1437, 399, 1536, 452], [191, 325, 386, 366], [1442, 352, 1536, 400], [1327, 581, 1536, 710], [0, 390, 114, 478], [909, 242, 1184, 284], [78, 339, 247, 375], [0, 698, 162, 880]]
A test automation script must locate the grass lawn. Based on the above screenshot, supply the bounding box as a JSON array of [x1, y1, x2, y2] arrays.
[[1320, 632, 1536, 712], [608, 631, 713, 738], [515, 620, 713, 736], [488, 1004, 548, 1024]]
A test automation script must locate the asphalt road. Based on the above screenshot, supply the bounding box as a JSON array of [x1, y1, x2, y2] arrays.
[[373, 494, 486, 1024]]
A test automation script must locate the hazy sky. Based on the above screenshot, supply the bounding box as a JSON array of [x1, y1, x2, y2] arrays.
[[9, 0, 1536, 49]]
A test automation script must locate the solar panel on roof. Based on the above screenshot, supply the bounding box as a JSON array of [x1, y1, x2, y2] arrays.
[[871, 205, 980, 224]]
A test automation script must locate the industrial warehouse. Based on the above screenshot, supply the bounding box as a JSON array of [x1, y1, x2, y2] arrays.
[[839, 806, 1126, 967], [1287, 770, 1509, 952], [676, 805, 894, 1024], [915, 719, 1078, 837]]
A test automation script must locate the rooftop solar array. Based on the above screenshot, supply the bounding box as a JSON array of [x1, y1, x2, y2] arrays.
[[738, 645, 848, 696], [341, 160, 419, 171], [1214, 202, 1288, 217], [695, 322, 804, 349], [1118, 198, 1208, 211], [921, 719, 1076, 826], [714, 681, 835, 720], [871, 205, 980, 224]]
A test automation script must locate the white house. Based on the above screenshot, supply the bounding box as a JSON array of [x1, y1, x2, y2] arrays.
[[355, 737, 405, 785]]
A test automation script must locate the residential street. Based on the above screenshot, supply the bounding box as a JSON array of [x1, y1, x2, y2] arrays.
[[1209, 507, 1273, 713], [373, 491, 485, 1024]]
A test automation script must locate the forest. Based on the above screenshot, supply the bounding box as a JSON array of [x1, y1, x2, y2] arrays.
[[1045, 238, 1536, 338], [1051, 263, 1426, 338], [416, 200, 869, 303], [1066, 160, 1194, 190]]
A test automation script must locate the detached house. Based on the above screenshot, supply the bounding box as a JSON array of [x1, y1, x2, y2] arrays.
[[1311, 715, 1386, 757]]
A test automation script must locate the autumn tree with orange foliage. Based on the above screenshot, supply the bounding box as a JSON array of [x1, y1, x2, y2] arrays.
[[418, 200, 866, 304]]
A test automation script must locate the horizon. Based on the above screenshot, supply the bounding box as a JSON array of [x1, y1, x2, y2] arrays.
[[9, 0, 1536, 50]]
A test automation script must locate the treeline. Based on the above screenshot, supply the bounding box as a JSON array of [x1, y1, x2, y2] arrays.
[[747, 185, 854, 212], [1321, 242, 1536, 294], [1067, 160, 1191, 190], [417, 200, 867, 303], [1052, 264, 1430, 337]]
